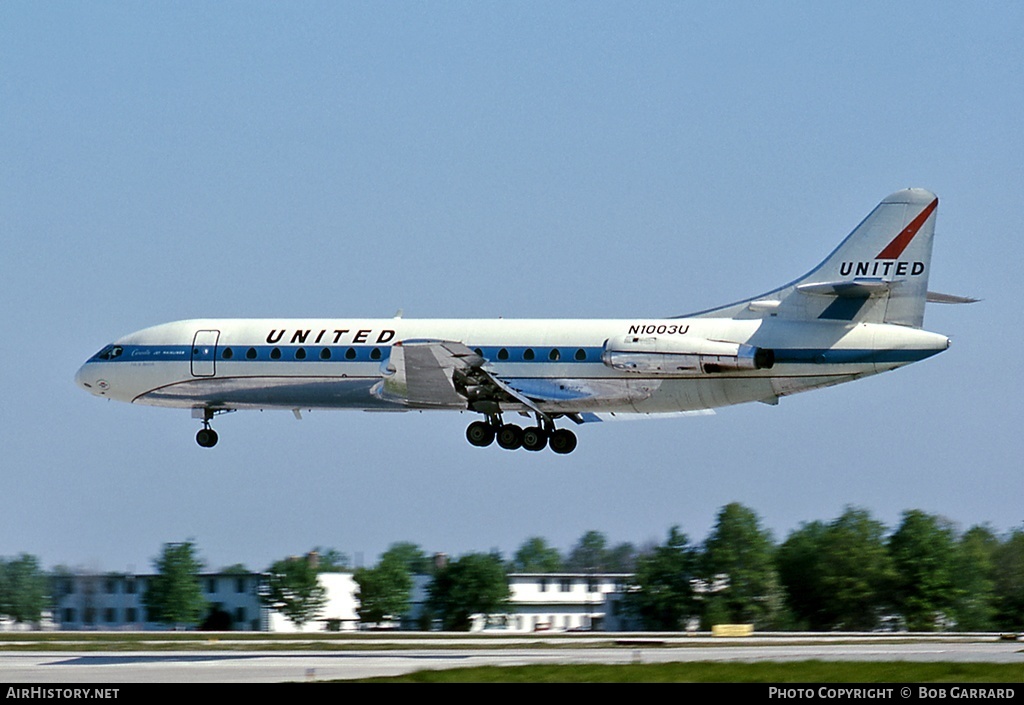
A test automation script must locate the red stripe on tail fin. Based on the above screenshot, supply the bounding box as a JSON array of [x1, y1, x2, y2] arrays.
[[875, 197, 938, 259]]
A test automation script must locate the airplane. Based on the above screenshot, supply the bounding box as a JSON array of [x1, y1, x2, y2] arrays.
[[76, 188, 971, 453]]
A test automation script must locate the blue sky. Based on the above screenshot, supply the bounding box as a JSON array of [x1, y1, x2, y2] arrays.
[[2, 2, 1021, 573]]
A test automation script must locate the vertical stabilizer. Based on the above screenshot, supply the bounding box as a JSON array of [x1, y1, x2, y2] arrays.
[[689, 189, 939, 328]]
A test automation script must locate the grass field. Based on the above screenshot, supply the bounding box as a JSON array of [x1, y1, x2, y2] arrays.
[[349, 661, 1023, 683]]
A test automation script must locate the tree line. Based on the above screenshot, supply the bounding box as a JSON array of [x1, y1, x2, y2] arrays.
[[2, 505, 1022, 632]]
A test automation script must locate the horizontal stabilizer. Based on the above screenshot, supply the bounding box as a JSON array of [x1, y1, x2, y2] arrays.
[[927, 291, 980, 304], [797, 278, 892, 298]]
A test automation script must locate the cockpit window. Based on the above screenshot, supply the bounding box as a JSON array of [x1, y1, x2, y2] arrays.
[[95, 345, 123, 360]]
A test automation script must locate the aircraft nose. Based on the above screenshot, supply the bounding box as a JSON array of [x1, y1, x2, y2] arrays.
[[75, 361, 108, 396]]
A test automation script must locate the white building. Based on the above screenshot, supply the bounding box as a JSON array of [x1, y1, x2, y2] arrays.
[[53, 571, 266, 631], [266, 572, 359, 632], [407, 572, 632, 632], [50, 569, 636, 632]]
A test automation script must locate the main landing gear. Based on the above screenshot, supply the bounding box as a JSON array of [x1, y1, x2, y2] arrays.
[[466, 414, 578, 455]]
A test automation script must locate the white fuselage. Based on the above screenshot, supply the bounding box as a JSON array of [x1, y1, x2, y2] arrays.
[[74, 315, 949, 415]]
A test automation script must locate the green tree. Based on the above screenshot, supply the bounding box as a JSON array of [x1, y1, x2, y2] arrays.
[[310, 547, 349, 572], [143, 542, 207, 628], [261, 554, 328, 628], [625, 526, 696, 630], [777, 520, 830, 630], [354, 554, 413, 624], [950, 525, 999, 631], [428, 552, 511, 631], [888, 510, 957, 631], [380, 542, 432, 575], [606, 542, 638, 573], [992, 527, 1024, 630], [700, 503, 782, 628], [778, 509, 894, 631], [816, 507, 895, 630], [0, 554, 50, 624], [565, 531, 609, 572], [510, 537, 563, 573]]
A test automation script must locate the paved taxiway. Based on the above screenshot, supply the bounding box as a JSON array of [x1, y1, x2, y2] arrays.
[[3, 640, 1022, 683]]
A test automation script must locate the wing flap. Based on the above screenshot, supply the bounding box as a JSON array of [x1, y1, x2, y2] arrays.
[[374, 340, 478, 408]]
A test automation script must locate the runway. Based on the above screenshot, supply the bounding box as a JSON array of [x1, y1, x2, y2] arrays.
[[2, 639, 1021, 683]]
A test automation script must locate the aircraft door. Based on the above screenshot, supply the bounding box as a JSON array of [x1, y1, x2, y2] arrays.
[[191, 330, 220, 377]]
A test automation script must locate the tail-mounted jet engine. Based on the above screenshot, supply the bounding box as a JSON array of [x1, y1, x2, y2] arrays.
[[601, 334, 775, 375]]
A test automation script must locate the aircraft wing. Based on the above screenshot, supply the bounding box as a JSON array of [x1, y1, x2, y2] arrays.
[[373, 340, 481, 408], [373, 340, 587, 416]]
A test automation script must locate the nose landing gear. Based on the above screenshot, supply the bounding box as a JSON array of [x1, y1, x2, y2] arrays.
[[196, 427, 219, 448], [193, 407, 232, 448]]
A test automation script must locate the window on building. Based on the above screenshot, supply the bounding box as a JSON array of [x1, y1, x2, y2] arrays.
[[235, 607, 246, 623], [105, 578, 117, 594], [105, 608, 117, 623], [63, 608, 76, 623], [538, 578, 548, 592], [560, 579, 572, 592], [236, 578, 245, 593], [126, 608, 138, 623], [207, 578, 217, 593]]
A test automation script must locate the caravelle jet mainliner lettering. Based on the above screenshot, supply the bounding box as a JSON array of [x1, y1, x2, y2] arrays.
[[77, 188, 967, 454]]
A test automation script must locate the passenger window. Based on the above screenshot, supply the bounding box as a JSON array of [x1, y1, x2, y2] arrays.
[[549, 349, 560, 361], [370, 348, 381, 360], [523, 348, 535, 360], [270, 348, 282, 360], [473, 348, 483, 357], [345, 348, 356, 360], [222, 347, 233, 360], [498, 348, 509, 361], [575, 348, 587, 361], [295, 348, 306, 360], [246, 347, 257, 360], [320, 348, 332, 360]]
